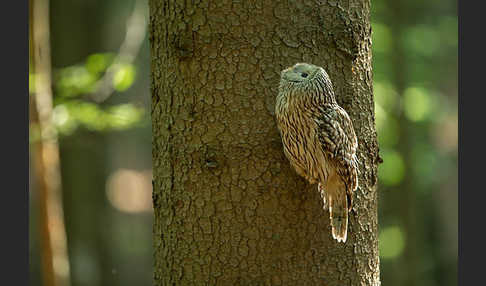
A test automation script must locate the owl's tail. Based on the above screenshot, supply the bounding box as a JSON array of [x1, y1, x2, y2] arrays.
[[329, 191, 348, 243]]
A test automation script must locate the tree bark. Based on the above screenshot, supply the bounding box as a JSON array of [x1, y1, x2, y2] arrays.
[[150, 1, 380, 285]]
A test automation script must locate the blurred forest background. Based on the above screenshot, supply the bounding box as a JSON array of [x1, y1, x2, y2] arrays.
[[29, 0, 457, 286]]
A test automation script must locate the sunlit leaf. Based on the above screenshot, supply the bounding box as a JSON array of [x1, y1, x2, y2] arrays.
[[106, 104, 144, 129], [52, 104, 78, 135], [378, 149, 405, 186], [85, 53, 115, 75], [379, 225, 405, 259], [113, 64, 136, 92], [403, 86, 432, 122], [56, 66, 97, 97], [69, 101, 106, 131], [52, 101, 145, 134]]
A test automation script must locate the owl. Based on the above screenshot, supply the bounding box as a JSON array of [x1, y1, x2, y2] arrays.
[[275, 63, 359, 242]]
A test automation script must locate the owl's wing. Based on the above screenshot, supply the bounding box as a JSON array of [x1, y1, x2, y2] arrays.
[[315, 104, 359, 205]]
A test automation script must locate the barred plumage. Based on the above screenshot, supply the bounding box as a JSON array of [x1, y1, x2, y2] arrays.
[[275, 63, 359, 243]]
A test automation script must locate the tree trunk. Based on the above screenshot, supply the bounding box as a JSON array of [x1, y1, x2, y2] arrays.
[[150, 1, 380, 285], [30, 0, 72, 285]]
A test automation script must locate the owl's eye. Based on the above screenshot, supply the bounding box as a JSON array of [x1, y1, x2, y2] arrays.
[[301, 73, 308, 78]]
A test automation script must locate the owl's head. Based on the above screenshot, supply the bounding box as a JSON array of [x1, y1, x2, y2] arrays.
[[280, 63, 321, 83], [279, 63, 336, 104]]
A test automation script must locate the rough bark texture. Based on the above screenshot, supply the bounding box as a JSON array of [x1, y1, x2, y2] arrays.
[[150, 0, 380, 285]]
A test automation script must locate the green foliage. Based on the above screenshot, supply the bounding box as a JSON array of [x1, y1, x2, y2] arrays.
[[53, 101, 144, 135], [379, 225, 405, 259], [378, 149, 405, 186], [55, 65, 98, 98], [113, 64, 136, 92], [372, 0, 457, 285], [402, 86, 436, 122], [29, 52, 144, 138], [403, 25, 440, 58], [54, 53, 115, 98], [372, 23, 392, 54], [374, 80, 400, 147], [85, 53, 116, 75], [410, 142, 440, 191]]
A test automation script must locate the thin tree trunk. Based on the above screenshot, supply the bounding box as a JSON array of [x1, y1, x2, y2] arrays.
[[150, 1, 380, 285], [30, 0, 71, 285]]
